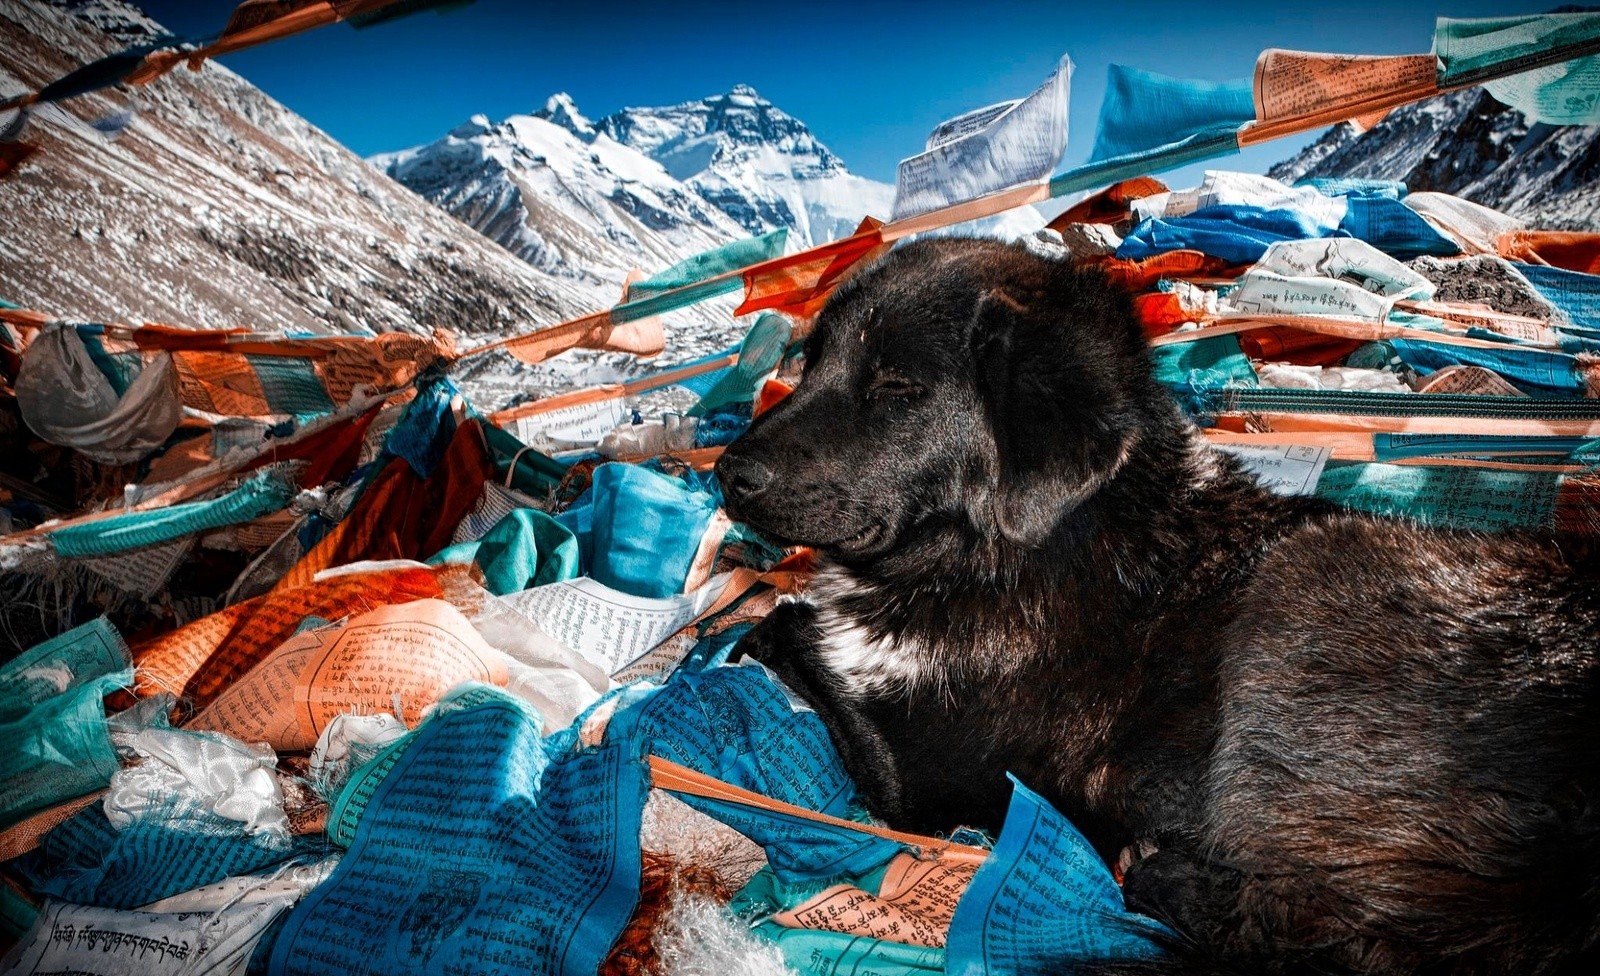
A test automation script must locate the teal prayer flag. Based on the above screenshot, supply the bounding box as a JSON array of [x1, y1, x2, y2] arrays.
[[615, 228, 791, 323], [271, 689, 645, 976], [1314, 461, 1564, 531], [689, 313, 792, 417], [610, 664, 901, 883], [429, 508, 581, 596], [1089, 65, 1254, 164], [557, 463, 720, 598], [16, 804, 311, 909], [627, 228, 789, 300], [49, 471, 296, 559], [0, 669, 131, 828], [1435, 13, 1600, 125], [1150, 335, 1258, 393], [1435, 13, 1600, 89], [0, 617, 129, 724], [1049, 129, 1242, 201], [945, 776, 1166, 975]]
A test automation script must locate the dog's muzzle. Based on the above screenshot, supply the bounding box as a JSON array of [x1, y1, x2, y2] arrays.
[[716, 453, 775, 522]]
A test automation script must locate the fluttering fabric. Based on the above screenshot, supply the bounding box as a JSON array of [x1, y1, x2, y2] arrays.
[[1436, 13, 1600, 124], [1089, 66, 1254, 164], [15, 325, 181, 464], [892, 56, 1072, 220]]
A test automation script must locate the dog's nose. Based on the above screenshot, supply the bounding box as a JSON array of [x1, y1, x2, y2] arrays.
[[718, 455, 775, 509]]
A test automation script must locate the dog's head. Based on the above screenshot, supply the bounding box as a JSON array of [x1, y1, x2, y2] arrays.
[[716, 237, 1167, 561]]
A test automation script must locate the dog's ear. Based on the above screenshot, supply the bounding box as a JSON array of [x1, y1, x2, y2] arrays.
[[973, 286, 1134, 547]]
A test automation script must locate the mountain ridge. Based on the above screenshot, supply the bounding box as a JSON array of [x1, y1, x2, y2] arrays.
[[368, 108, 746, 292], [375, 85, 898, 266]]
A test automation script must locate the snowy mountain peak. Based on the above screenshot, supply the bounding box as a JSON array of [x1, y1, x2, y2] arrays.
[[382, 80, 1039, 260], [449, 113, 493, 139], [535, 92, 595, 140], [598, 86, 846, 181], [587, 87, 889, 246], [2, 0, 595, 350], [380, 85, 897, 258]]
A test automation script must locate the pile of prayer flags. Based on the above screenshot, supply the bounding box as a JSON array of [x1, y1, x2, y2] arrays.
[[7, 8, 1600, 973]]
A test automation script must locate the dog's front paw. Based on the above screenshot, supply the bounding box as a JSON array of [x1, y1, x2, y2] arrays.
[[1121, 847, 1236, 943], [1115, 838, 1160, 884]]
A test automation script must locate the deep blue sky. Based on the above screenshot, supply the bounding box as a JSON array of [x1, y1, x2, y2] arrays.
[[135, 1, 1550, 186]]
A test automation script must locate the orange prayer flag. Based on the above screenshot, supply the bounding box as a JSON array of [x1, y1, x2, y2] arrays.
[[313, 330, 454, 402], [592, 317, 666, 357], [736, 218, 887, 318], [1132, 293, 1191, 337], [126, 0, 409, 86], [187, 598, 508, 751], [129, 565, 445, 710], [0, 307, 53, 331], [174, 350, 272, 416], [1051, 176, 1168, 227], [490, 312, 665, 367], [1349, 108, 1392, 133], [1497, 231, 1600, 275], [1238, 327, 1364, 367], [1245, 50, 1438, 144], [755, 378, 793, 418], [272, 418, 494, 590], [769, 851, 980, 947], [1093, 250, 1231, 292]]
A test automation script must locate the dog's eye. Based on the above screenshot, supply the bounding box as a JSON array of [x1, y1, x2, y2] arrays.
[[869, 373, 923, 401]]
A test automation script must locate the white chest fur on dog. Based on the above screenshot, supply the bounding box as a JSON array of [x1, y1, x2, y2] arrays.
[[800, 566, 940, 698]]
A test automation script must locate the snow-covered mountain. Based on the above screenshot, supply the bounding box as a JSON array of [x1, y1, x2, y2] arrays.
[[1270, 89, 1600, 230], [597, 85, 894, 248], [0, 0, 600, 341], [377, 85, 897, 280], [369, 96, 748, 295]]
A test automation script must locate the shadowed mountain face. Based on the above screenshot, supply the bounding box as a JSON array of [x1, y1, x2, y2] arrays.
[[1271, 88, 1600, 231]]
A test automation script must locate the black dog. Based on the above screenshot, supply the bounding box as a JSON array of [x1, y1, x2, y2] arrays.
[[716, 237, 1600, 976]]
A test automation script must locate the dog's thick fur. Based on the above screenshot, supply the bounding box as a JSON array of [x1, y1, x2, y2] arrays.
[[715, 238, 1600, 976]]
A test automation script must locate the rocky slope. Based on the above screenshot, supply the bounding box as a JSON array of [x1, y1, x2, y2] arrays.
[[0, 0, 618, 344]]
